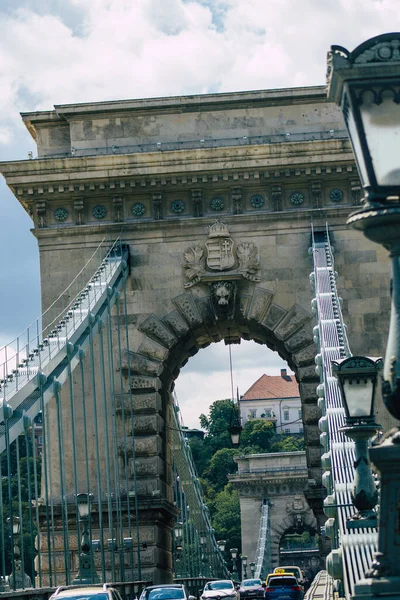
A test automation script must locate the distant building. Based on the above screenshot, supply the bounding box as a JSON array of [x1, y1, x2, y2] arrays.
[[181, 426, 205, 440], [240, 369, 303, 435]]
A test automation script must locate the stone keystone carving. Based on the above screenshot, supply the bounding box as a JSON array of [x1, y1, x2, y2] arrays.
[[183, 221, 261, 288]]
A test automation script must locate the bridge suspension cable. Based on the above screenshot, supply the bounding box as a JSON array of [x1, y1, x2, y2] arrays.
[[310, 225, 378, 599], [171, 393, 230, 580], [254, 500, 271, 579]]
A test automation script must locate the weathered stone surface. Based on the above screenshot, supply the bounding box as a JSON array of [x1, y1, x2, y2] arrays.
[[131, 435, 162, 456], [275, 304, 312, 341], [133, 414, 164, 435], [195, 296, 215, 326], [299, 382, 319, 402], [139, 314, 177, 348], [132, 391, 162, 413], [173, 292, 203, 327], [293, 343, 317, 367], [122, 350, 163, 375], [163, 310, 190, 336], [284, 320, 314, 352], [132, 456, 164, 477], [130, 375, 161, 391], [138, 337, 170, 362], [262, 303, 287, 330], [302, 403, 322, 424], [247, 287, 274, 322]]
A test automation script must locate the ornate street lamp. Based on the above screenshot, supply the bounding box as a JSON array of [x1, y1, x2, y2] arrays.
[[72, 493, 99, 585], [228, 398, 242, 447], [241, 555, 248, 579], [7, 516, 31, 590], [230, 547, 238, 579], [332, 356, 382, 528], [327, 32, 400, 416], [217, 540, 226, 552], [328, 31, 400, 594]]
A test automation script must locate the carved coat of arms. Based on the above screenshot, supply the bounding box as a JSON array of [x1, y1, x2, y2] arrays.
[[183, 221, 261, 288], [205, 221, 235, 271]]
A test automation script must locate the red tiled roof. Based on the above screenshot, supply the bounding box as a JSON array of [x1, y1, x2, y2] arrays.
[[242, 373, 299, 400]]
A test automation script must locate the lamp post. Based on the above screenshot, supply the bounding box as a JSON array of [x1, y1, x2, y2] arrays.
[[228, 397, 243, 447], [72, 493, 99, 585], [230, 547, 238, 580], [7, 516, 31, 589], [332, 356, 382, 528], [241, 555, 248, 579], [217, 540, 226, 553], [250, 562, 255, 578], [328, 31, 400, 596]]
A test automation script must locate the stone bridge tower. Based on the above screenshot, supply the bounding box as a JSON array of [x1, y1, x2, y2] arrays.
[[229, 452, 322, 575], [0, 86, 392, 582]]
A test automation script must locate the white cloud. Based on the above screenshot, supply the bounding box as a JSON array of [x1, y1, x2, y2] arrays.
[[174, 340, 293, 427]]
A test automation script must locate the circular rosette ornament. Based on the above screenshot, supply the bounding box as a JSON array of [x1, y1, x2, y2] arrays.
[[330, 189, 343, 203], [132, 203, 146, 217], [210, 197, 224, 211], [171, 200, 185, 214], [251, 194, 264, 209], [54, 208, 68, 222], [93, 205, 107, 219], [290, 192, 305, 206]]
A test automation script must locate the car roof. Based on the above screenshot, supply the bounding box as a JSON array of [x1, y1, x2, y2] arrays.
[[52, 588, 115, 598], [144, 585, 185, 590]]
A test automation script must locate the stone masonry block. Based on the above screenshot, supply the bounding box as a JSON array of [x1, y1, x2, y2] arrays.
[[262, 303, 287, 330], [173, 292, 203, 327], [139, 314, 177, 348], [247, 287, 274, 322], [275, 304, 312, 341]]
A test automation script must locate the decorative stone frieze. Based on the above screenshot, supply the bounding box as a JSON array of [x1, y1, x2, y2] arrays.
[[311, 181, 322, 208], [192, 189, 203, 217], [73, 198, 85, 224], [271, 185, 282, 211], [232, 187, 242, 214], [351, 179, 363, 205], [113, 195, 123, 222], [152, 192, 163, 220], [36, 200, 47, 228]]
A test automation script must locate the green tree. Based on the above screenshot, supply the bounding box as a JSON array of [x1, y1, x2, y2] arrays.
[[211, 485, 241, 552], [240, 419, 276, 451], [203, 448, 237, 493]]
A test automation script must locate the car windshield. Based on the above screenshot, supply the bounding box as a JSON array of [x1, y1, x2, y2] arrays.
[[268, 578, 297, 588], [242, 581, 261, 587], [206, 582, 233, 590], [148, 589, 185, 600]]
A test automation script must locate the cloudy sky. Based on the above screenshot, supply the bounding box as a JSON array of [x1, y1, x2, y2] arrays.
[[0, 0, 397, 426]]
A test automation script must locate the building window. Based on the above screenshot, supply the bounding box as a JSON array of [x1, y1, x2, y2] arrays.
[[249, 409, 257, 419], [285, 428, 291, 434], [263, 409, 272, 418], [284, 410, 290, 421], [298, 409, 302, 419]]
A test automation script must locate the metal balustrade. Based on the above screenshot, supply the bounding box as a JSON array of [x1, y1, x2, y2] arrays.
[[310, 226, 378, 599], [254, 502, 271, 579]]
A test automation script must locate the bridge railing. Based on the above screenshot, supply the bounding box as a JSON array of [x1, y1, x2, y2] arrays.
[[310, 227, 378, 599]]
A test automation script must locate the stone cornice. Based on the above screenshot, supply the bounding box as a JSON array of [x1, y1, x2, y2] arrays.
[[0, 139, 354, 194], [21, 86, 328, 131]]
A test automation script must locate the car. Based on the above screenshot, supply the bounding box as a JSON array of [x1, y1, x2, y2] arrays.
[[50, 584, 123, 600], [264, 575, 303, 600], [239, 578, 265, 599], [139, 584, 196, 600], [201, 580, 239, 600], [273, 567, 305, 590]]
